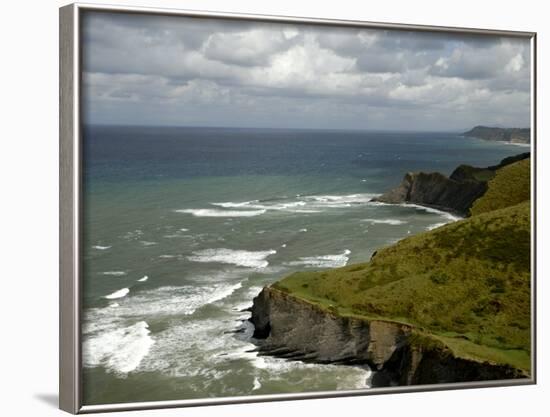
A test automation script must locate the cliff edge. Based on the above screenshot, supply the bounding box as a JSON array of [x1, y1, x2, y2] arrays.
[[249, 156, 531, 387], [372, 152, 529, 215], [251, 287, 527, 386]]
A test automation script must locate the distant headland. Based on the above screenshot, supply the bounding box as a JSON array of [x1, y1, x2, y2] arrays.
[[464, 126, 530, 144]]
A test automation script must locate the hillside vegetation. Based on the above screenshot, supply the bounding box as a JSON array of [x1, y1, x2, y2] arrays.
[[273, 158, 531, 373], [470, 159, 531, 216]]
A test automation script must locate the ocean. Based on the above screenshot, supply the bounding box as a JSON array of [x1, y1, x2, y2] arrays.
[[81, 125, 526, 404]]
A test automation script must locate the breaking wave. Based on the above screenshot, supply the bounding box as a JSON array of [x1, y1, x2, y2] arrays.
[[83, 321, 155, 375], [187, 248, 277, 269], [287, 249, 351, 268], [176, 208, 266, 217], [101, 271, 127, 277], [105, 288, 129, 299], [361, 218, 407, 225]]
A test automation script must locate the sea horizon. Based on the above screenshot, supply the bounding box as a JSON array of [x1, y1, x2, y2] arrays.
[[82, 122, 529, 135]]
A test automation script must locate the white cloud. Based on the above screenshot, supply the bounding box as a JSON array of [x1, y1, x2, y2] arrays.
[[81, 12, 531, 130]]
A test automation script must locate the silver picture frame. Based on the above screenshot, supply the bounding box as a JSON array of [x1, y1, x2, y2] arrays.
[[59, 2, 537, 414]]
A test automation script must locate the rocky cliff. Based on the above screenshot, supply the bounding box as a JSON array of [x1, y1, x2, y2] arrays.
[[372, 153, 529, 215], [247, 153, 531, 388], [250, 287, 526, 387], [372, 171, 487, 215]]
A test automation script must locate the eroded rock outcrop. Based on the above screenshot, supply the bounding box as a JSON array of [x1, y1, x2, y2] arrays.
[[372, 152, 530, 216], [372, 171, 487, 215], [250, 287, 527, 387]]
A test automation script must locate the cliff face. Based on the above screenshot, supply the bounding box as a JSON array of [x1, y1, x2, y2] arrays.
[[250, 287, 527, 387], [372, 153, 530, 215], [251, 286, 410, 368], [464, 126, 530, 144], [372, 171, 487, 215]]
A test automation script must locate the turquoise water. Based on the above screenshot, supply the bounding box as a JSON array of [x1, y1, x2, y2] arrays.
[[81, 126, 527, 404]]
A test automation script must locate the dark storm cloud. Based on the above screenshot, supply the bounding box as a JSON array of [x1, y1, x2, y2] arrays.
[[81, 11, 531, 130]]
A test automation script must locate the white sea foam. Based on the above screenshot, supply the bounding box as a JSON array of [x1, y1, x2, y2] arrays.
[[83, 280, 245, 376], [133, 314, 371, 387], [159, 254, 176, 259], [361, 218, 407, 225], [299, 228, 308, 232], [101, 271, 127, 277], [176, 208, 266, 217], [89, 283, 243, 326], [212, 200, 259, 208], [105, 288, 130, 299], [120, 283, 244, 316], [92, 245, 112, 250], [212, 200, 306, 211], [180, 228, 189, 232], [232, 286, 264, 312], [407, 204, 462, 222], [83, 321, 154, 375], [252, 377, 262, 391], [247, 286, 263, 298], [188, 249, 276, 269], [304, 193, 378, 206], [85, 298, 370, 387], [136, 319, 241, 378], [138, 275, 148, 282], [426, 222, 447, 231], [498, 140, 530, 148], [140, 241, 157, 246], [177, 193, 380, 224], [251, 355, 370, 389], [287, 249, 351, 268], [208, 193, 378, 215]]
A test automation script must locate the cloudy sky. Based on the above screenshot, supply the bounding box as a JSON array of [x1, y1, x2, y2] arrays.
[[82, 12, 531, 131]]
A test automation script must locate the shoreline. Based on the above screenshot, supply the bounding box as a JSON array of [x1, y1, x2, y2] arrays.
[[248, 153, 531, 387]]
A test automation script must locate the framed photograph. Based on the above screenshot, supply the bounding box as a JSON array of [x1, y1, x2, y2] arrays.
[[59, 3, 536, 414]]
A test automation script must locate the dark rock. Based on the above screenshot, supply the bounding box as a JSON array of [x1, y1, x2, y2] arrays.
[[375, 344, 524, 386], [372, 153, 530, 216], [250, 286, 528, 387], [250, 288, 272, 339], [250, 287, 409, 369], [373, 171, 487, 215]]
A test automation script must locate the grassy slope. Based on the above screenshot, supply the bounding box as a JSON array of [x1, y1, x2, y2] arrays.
[[274, 159, 531, 372], [470, 159, 530, 216]]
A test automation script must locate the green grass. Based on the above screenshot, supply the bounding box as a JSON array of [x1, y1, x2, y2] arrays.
[[470, 159, 530, 216], [273, 201, 531, 372]]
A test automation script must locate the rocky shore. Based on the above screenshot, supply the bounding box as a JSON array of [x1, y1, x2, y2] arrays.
[[246, 152, 531, 387], [371, 152, 529, 215], [250, 287, 527, 387]]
